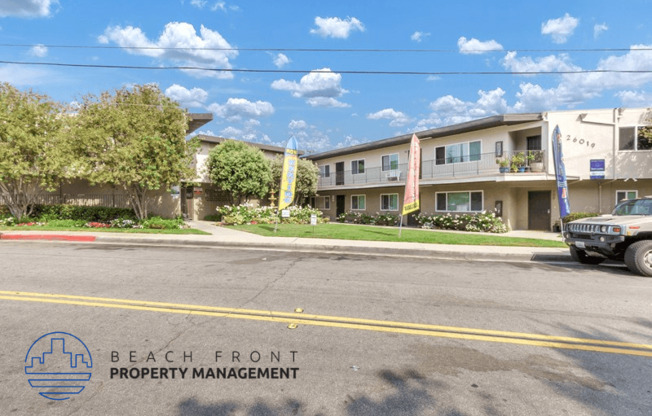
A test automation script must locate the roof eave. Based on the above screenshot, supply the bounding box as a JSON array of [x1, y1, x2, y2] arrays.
[[305, 113, 542, 161]]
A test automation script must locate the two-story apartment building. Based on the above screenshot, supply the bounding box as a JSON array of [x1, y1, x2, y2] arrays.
[[184, 135, 288, 220], [306, 108, 652, 231]]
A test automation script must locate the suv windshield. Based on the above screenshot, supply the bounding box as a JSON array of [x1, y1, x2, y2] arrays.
[[612, 198, 652, 215]]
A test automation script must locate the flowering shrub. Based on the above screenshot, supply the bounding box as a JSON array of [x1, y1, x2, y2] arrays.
[[110, 218, 138, 229], [85, 222, 111, 228], [141, 217, 184, 229], [0, 212, 182, 230], [217, 204, 325, 225], [337, 211, 399, 226], [16, 222, 45, 227], [0, 216, 17, 226], [416, 211, 508, 233]]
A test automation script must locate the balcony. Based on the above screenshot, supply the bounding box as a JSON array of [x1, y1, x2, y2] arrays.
[[318, 150, 546, 189]]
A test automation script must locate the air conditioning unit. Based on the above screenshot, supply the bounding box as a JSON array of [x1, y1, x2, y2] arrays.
[[386, 170, 401, 181]]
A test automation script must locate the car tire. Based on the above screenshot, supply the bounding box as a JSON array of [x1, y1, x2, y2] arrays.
[[624, 240, 652, 277], [569, 246, 605, 265]]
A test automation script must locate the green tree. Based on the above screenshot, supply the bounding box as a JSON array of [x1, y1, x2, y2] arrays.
[[0, 83, 67, 220], [270, 156, 319, 206], [641, 115, 652, 147], [73, 84, 196, 220], [207, 140, 272, 205]]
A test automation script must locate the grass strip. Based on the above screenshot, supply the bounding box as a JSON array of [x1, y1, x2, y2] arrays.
[[232, 223, 566, 248]]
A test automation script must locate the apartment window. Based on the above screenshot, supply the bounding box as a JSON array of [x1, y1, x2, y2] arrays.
[[381, 154, 399, 171], [351, 195, 366, 210], [436, 191, 483, 212], [619, 126, 652, 151], [351, 159, 365, 174], [380, 193, 399, 211], [319, 164, 330, 177], [322, 196, 331, 210], [435, 140, 482, 165], [616, 190, 637, 204]]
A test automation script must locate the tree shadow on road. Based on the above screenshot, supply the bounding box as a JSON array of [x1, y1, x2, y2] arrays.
[[526, 317, 652, 415], [175, 369, 448, 416], [177, 397, 317, 416]]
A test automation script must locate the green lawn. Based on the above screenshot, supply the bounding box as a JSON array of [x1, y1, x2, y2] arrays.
[[0, 226, 210, 235], [232, 223, 566, 248]]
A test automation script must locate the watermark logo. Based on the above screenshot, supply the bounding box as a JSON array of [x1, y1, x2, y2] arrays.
[[24, 332, 93, 401]]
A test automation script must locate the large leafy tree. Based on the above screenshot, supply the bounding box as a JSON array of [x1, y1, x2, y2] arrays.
[[270, 156, 319, 206], [73, 84, 196, 220], [0, 83, 67, 220], [207, 140, 272, 205]]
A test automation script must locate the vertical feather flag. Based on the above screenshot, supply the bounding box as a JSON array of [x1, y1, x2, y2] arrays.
[[402, 134, 420, 215], [552, 125, 571, 218], [278, 137, 299, 211]]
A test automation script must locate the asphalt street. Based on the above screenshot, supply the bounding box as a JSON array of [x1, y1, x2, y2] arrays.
[[1, 242, 651, 415]]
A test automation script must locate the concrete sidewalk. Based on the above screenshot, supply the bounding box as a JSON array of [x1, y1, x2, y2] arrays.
[[0, 221, 571, 263]]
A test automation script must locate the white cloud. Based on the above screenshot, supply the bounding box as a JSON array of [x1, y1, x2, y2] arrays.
[[99, 22, 238, 79], [0, 65, 51, 86], [305, 97, 350, 108], [510, 44, 652, 112], [164, 84, 208, 108], [208, 97, 275, 121], [511, 83, 574, 112], [219, 125, 277, 147], [502, 51, 580, 74], [28, 44, 48, 57], [273, 53, 290, 68], [417, 88, 508, 128], [457, 36, 503, 54], [367, 108, 413, 127], [211, 2, 226, 11], [288, 120, 308, 130], [271, 68, 349, 108], [594, 23, 608, 39], [616, 90, 652, 107], [310, 16, 364, 39], [541, 13, 579, 44], [0, 0, 56, 18], [411, 31, 430, 43], [287, 120, 332, 153], [190, 1, 227, 11], [335, 135, 367, 149]]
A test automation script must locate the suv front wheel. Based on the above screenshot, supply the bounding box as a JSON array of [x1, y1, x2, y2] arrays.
[[624, 240, 652, 277], [569, 246, 606, 265]]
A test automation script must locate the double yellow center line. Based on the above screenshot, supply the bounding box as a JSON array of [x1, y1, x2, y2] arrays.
[[2, 290, 651, 358]]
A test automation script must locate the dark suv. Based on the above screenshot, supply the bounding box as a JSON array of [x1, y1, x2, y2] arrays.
[[563, 197, 652, 277]]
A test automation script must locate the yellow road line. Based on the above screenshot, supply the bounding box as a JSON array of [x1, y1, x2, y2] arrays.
[[1, 291, 651, 358]]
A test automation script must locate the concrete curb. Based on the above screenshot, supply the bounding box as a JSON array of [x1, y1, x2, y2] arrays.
[[0, 233, 96, 242], [92, 235, 571, 263], [0, 231, 573, 263]]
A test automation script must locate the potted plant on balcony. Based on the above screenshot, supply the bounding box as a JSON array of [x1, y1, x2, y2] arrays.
[[510, 152, 526, 172], [529, 151, 544, 172], [496, 158, 510, 173]]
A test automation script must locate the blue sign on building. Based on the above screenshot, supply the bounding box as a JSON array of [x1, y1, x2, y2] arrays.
[[590, 159, 605, 180]]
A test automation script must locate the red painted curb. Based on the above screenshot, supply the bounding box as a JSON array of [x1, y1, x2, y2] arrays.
[[0, 234, 96, 242]]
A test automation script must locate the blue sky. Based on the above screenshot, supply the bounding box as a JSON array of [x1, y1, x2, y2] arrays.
[[1, 0, 651, 152]]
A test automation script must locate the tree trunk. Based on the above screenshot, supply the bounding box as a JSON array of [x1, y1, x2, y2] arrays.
[[126, 184, 149, 221], [0, 178, 42, 220]]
